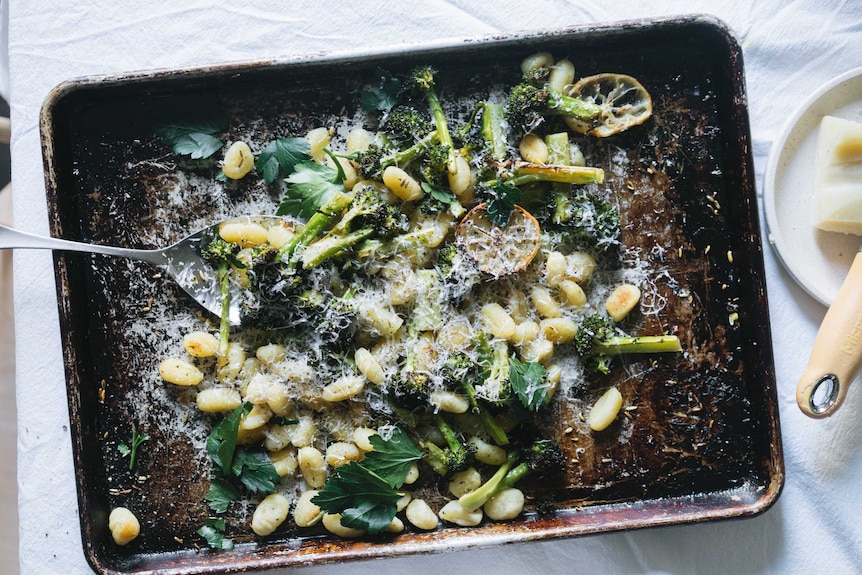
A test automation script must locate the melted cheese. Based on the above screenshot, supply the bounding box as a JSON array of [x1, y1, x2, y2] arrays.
[[814, 115, 862, 234]]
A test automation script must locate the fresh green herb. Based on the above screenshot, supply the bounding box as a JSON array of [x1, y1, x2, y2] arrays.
[[360, 427, 423, 487], [359, 69, 402, 112], [204, 403, 280, 513], [197, 517, 234, 550], [278, 161, 345, 220], [204, 476, 240, 513], [270, 416, 300, 426], [485, 182, 522, 227], [256, 138, 312, 184], [312, 427, 421, 534], [230, 449, 280, 494], [153, 96, 228, 160], [312, 462, 402, 535], [509, 356, 548, 412], [118, 427, 149, 470]]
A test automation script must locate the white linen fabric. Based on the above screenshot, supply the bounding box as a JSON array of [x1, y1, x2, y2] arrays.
[[7, 1, 862, 573]]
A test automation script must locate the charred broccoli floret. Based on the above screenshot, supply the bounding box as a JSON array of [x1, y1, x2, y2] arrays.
[[424, 415, 477, 475], [505, 80, 601, 133], [457, 437, 565, 511], [301, 188, 409, 269], [200, 236, 242, 355], [574, 313, 683, 374], [381, 105, 434, 145], [408, 65, 457, 175], [546, 190, 621, 251]]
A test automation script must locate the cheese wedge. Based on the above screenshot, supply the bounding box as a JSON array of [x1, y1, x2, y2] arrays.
[[814, 115, 862, 235]]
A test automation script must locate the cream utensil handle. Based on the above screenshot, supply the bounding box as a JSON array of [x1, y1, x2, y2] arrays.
[[797, 251, 862, 417]]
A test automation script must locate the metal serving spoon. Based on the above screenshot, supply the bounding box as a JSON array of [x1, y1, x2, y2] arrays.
[[0, 215, 286, 326]]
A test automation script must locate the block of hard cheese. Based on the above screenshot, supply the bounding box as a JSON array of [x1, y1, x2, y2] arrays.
[[814, 115, 862, 234]]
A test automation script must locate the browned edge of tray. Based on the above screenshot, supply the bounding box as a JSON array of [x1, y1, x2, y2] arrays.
[[39, 13, 782, 575]]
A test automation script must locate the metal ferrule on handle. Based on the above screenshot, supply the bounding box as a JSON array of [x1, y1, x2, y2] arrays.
[[797, 251, 862, 417]]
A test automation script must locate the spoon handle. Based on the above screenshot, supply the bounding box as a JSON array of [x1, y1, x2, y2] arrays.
[[0, 223, 165, 265], [797, 251, 862, 417]]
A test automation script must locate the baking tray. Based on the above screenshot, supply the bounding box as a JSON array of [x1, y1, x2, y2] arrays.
[[40, 14, 782, 575]]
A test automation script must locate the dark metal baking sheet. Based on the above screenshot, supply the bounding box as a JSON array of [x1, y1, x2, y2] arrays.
[[40, 14, 782, 575]]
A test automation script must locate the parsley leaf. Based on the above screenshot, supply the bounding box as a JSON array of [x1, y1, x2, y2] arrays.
[[207, 403, 251, 474], [278, 161, 343, 220], [359, 69, 402, 113], [202, 403, 279, 513], [361, 428, 423, 487], [256, 138, 312, 184], [486, 182, 522, 227], [509, 356, 549, 412], [231, 449, 281, 494], [197, 517, 234, 550], [312, 427, 421, 534], [153, 96, 227, 160], [312, 462, 401, 535], [205, 476, 240, 513]]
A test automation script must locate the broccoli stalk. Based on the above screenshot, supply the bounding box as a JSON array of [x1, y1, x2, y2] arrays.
[[425, 415, 476, 475], [481, 101, 508, 162], [544, 132, 575, 225], [351, 131, 441, 179], [458, 438, 565, 511], [505, 81, 601, 132], [574, 313, 683, 374], [505, 161, 604, 187], [200, 237, 241, 357], [300, 188, 407, 269], [458, 449, 519, 512], [410, 66, 457, 175], [278, 191, 353, 263]]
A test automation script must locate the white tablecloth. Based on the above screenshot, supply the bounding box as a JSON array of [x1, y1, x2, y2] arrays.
[[9, 1, 862, 573]]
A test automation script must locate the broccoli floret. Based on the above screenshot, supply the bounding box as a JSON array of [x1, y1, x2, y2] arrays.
[[381, 105, 434, 145], [200, 236, 242, 355], [462, 337, 512, 446], [301, 188, 409, 269], [435, 242, 481, 303], [408, 65, 457, 175], [505, 81, 601, 133], [200, 237, 240, 266], [458, 437, 565, 512], [574, 313, 683, 374], [293, 289, 357, 351], [353, 131, 440, 179], [452, 340, 509, 445], [547, 191, 621, 251], [424, 415, 476, 475], [390, 342, 432, 410]]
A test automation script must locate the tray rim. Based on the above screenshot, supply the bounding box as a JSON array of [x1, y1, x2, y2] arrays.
[[38, 13, 783, 575]]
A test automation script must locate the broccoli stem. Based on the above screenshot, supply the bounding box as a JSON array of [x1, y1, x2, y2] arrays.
[[458, 449, 519, 512], [590, 335, 683, 357], [301, 227, 376, 269], [546, 87, 602, 121], [481, 102, 508, 161], [278, 191, 353, 262], [461, 380, 510, 446], [381, 130, 440, 170], [423, 89, 457, 174], [507, 162, 604, 186], [545, 132, 573, 225], [355, 225, 440, 261], [217, 259, 231, 358]]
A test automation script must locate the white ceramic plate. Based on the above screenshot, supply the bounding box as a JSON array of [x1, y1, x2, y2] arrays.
[[763, 67, 862, 306]]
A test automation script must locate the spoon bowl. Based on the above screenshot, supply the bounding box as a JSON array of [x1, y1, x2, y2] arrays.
[[0, 215, 287, 325]]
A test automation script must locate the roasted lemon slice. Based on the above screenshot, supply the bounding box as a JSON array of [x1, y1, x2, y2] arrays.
[[455, 203, 541, 278], [564, 73, 652, 137]]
